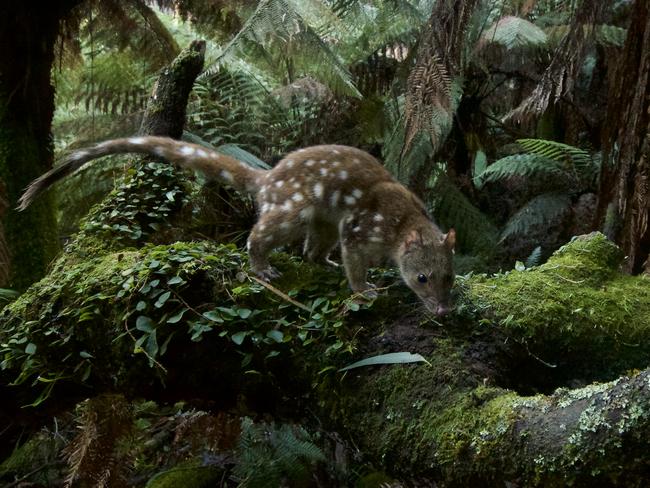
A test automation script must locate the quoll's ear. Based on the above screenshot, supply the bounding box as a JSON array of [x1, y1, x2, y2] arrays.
[[442, 228, 456, 250], [403, 229, 423, 252]]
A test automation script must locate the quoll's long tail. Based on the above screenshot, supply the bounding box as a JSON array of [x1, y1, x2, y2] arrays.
[[17, 136, 266, 211]]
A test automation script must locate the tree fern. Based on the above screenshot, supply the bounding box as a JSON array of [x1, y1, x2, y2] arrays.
[[202, 0, 360, 97], [478, 16, 548, 51], [233, 418, 325, 487], [500, 192, 572, 243], [516, 138, 597, 186], [474, 153, 566, 188]]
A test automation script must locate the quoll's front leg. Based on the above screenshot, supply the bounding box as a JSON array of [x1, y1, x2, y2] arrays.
[[341, 242, 377, 299], [247, 209, 303, 281]]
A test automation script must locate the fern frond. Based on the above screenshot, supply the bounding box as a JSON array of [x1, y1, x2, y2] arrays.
[[202, 0, 360, 97], [476, 154, 566, 187], [500, 193, 572, 242], [594, 24, 627, 47], [516, 138, 597, 186], [429, 175, 499, 256], [525, 246, 543, 268], [64, 395, 133, 488], [478, 16, 548, 51]]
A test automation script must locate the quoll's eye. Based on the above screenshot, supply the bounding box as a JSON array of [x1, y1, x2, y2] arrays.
[[417, 274, 428, 283]]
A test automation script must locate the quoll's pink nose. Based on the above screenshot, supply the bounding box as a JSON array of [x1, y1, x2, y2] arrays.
[[435, 304, 451, 316]]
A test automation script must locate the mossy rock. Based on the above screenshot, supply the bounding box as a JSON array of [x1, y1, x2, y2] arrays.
[[0, 432, 63, 485], [145, 463, 226, 488]]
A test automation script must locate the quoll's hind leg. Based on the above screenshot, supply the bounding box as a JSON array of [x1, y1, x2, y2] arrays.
[[303, 219, 339, 267], [247, 210, 303, 280]]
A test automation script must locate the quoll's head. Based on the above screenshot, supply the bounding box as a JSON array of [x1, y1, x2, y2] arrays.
[[398, 228, 456, 316]]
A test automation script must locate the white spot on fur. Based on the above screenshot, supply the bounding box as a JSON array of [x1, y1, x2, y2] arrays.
[[339, 170, 348, 180], [313, 182, 324, 199], [293, 182, 301, 189], [282, 200, 293, 212], [332, 161, 341, 167], [344, 195, 356, 205], [331, 149, 340, 155], [72, 151, 89, 160], [352, 188, 363, 198], [320, 168, 329, 176], [369, 236, 383, 243], [353, 226, 361, 233], [373, 213, 384, 222], [352, 158, 361, 164], [196, 149, 208, 158], [286, 159, 295, 168], [221, 170, 234, 183], [275, 180, 284, 188], [271, 193, 278, 203], [280, 222, 291, 229], [180, 146, 195, 155], [259, 224, 267, 231], [154, 147, 166, 157], [129, 137, 146, 145], [292, 192, 304, 202], [373, 226, 381, 233], [305, 159, 316, 167], [330, 190, 340, 207], [261, 203, 270, 213], [265, 235, 275, 242]]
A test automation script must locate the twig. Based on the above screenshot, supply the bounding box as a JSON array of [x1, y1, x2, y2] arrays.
[[249, 275, 311, 312]]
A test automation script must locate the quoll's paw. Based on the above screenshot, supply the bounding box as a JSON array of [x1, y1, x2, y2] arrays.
[[255, 266, 282, 281]]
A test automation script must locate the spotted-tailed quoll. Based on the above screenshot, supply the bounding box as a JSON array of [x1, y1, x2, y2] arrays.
[[18, 136, 456, 315]]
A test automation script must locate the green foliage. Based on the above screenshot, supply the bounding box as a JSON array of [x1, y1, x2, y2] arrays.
[[78, 160, 187, 247], [474, 153, 565, 189], [205, 0, 360, 97], [233, 417, 325, 487], [479, 16, 548, 50], [473, 139, 600, 245], [0, 241, 372, 405], [429, 175, 499, 256], [500, 192, 572, 242]]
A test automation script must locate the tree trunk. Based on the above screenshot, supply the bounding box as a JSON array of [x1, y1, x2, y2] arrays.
[[597, 0, 650, 273], [0, 1, 82, 290], [138, 40, 205, 139]]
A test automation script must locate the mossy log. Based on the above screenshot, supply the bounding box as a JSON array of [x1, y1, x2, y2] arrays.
[[1, 231, 650, 485]]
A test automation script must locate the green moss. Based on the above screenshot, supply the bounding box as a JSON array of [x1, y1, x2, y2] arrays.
[[0, 433, 62, 484], [0, 101, 59, 290], [463, 232, 650, 376], [145, 462, 225, 488]]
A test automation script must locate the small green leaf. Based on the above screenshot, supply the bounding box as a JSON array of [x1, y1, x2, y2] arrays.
[[202, 310, 224, 323], [515, 261, 526, 272], [25, 343, 37, 355], [167, 276, 184, 285], [136, 316, 154, 332], [79, 351, 93, 359], [231, 331, 247, 345], [148, 260, 160, 269], [339, 352, 429, 372], [136, 301, 147, 311], [237, 308, 252, 319], [167, 309, 187, 324], [266, 330, 284, 343], [155, 291, 171, 308]]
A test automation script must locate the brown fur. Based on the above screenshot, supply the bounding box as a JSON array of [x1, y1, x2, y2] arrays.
[[19, 136, 456, 315]]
